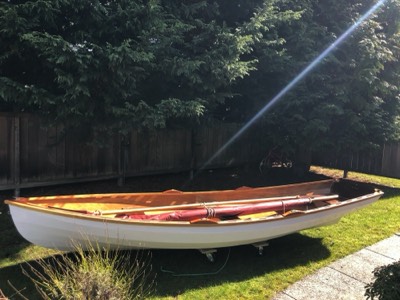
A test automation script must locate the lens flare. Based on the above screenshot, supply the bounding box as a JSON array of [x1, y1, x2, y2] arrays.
[[197, 0, 387, 174]]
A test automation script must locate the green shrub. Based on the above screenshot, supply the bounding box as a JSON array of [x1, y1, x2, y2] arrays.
[[23, 243, 153, 300], [365, 260, 400, 300]]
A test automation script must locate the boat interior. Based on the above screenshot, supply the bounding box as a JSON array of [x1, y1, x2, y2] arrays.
[[8, 179, 380, 223]]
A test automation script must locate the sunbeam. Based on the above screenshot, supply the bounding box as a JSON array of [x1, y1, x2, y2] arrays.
[[195, 0, 387, 176]]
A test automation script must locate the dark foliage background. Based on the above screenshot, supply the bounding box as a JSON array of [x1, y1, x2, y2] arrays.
[[1, 0, 400, 156]]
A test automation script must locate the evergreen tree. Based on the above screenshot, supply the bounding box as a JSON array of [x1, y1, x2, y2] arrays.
[[1, 0, 399, 159], [0, 0, 298, 139], [230, 0, 400, 160]]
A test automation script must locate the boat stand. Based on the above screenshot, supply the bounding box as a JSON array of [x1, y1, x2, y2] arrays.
[[252, 241, 269, 255], [199, 249, 217, 262], [199, 241, 269, 261]]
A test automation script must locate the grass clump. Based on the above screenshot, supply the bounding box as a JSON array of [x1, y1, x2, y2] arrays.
[[23, 242, 153, 300]]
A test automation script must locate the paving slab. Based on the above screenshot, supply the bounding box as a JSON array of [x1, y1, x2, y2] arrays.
[[274, 267, 366, 300], [273, 235, 400, 300], [366, 235, 400, 260], [329, 248, 395, 284], [272, 293, 295, 300]]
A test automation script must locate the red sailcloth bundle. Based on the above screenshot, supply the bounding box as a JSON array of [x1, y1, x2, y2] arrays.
[[119, 198, 312, 221]]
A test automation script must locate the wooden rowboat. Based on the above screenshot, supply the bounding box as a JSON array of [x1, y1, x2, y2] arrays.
[[5, 179, 383, 254]]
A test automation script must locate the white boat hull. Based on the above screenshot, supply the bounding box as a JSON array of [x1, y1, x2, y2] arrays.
[[7, 192, 381, 251]]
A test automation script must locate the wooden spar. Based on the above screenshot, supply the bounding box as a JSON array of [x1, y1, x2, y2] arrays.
[[98, 195, 302, 215], [48, 206, 90, 214], [97, 194, 339, 216]]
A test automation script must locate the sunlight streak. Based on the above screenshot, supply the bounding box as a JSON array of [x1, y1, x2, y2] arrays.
[[197, 0, 387, 174]]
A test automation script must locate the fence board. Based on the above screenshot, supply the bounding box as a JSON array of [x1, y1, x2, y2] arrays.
[[5, 112, 400, 191], [312, 146, 389, 178], [0, 114, 265, 190], [195, 123, 253, 168], [0, 116, 13, 185], [381, 144, 400, 178]]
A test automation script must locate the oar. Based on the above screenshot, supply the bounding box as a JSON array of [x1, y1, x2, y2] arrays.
[[98, 194, 339, 216]]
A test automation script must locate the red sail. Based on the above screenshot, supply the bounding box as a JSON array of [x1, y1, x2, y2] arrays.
[[120, 198, 312, 221]]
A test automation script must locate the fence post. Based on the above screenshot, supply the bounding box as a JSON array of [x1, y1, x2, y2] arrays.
[[190, 128, 197, 180], [13, 114, 21, 197], [118, 134, 129, 186]]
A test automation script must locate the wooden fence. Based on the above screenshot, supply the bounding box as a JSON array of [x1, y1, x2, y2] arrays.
[[312, 144, 400, 179], [3, 113, 400, 191], [0, 113, 265, 190]]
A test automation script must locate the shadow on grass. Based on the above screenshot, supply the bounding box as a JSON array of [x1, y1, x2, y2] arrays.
[[150, 233, 330, 298], [377, 186, 400, 199], [0, 264, 36, 299], [0, 233, 329, 299], [0, 236, 44, 299]]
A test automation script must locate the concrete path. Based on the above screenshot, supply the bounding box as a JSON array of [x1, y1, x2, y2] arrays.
[[273, 233, 400, 300]]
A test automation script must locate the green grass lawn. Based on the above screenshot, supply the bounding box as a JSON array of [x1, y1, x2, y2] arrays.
[[1, 167, 399, 299]]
